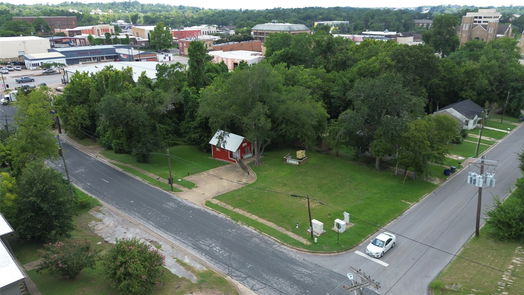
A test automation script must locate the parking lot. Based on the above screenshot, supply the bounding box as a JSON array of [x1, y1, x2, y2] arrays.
[[1, 68, 63, 91]]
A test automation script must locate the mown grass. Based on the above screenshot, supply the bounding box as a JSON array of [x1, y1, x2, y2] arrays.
[[465, 135, 495, 145], [214, 150, 435, 252], [113, 163, 182, 192], [448, 141, 489, 158], [431, 225, 524, 294], [484, 119, 517, 131], [101, 145, 225, 185], [467, 128, 507, 140]]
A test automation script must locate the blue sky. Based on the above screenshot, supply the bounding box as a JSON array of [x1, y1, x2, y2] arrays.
[[4, 0, 524, 9]]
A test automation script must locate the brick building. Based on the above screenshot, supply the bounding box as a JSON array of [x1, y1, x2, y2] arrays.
[[66, 25, 115, 37], [12, 16, 77, 30], [458, 9, 512, 46], [211, 40, 262, 52], [172, 29, 201, 40]]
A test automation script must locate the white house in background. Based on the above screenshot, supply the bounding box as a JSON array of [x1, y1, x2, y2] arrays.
[[434, 99, 484, 130], [208, 50, 264, 71], [0, 214, 26, 295]]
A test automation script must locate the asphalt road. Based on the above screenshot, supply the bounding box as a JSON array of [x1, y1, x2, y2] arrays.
[[301, 124, 524, 294], [52, 124, 523, 295], [55, 140, 359, 295]]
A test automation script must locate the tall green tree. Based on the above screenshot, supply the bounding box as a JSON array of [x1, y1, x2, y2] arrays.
[[423, 14, 460, 56], [32, 17, 51, 34], [149, 22, 172, 51], [336, 73, 425, 169], [13, 162, 75, 242], [199, 63, 327, 165], [8, 89, 57, 174], [187, 41, 212, 90]]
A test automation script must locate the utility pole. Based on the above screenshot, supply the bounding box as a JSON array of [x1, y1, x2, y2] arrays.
[[475, 156, 485, 237], [475, 110, 486, 158], [342, 267, 381, 295], [56, 135, 74, 197], [500, 90, 510, 124], [4, 115, 9, 132], [290, 194, 323, 241], [166, 148, 174, 192]]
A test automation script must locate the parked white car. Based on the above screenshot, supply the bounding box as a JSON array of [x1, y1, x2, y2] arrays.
[[366, 232, 396, 258]]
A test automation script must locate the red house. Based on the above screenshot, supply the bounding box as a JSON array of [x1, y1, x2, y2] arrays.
[[209, 130, 253, 163]]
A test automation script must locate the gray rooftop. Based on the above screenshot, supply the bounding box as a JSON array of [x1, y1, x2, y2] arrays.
[[252, 23, 310, 32]]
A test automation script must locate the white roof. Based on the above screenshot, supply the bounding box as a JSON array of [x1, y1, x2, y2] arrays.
[[0, 36, 47, 42], [66, 61, 160, 82], [209, 130, 245, 152], [0, 240, 25, 288], [0, 214, 13, 236], [208, 50, 263, 61], [24, 52, 66, 60], [133, 26, 156, 30]]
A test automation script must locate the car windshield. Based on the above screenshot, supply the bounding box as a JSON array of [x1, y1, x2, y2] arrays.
[[371, 238, 385, 248]]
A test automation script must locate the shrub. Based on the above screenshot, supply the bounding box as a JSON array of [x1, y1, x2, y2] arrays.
[[486, 197, 524, 241], [103, 238, 164, 295], [37, 239, 97, 279]]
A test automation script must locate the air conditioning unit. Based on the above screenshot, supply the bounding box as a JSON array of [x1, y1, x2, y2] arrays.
[[334, 219, 346, 233]]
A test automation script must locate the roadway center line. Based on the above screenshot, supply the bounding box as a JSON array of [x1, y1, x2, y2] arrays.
[[354, 250, 389, 267], [102, 178, 110, 183]]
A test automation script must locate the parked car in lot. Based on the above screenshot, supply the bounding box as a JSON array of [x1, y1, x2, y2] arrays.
[[38, 82, 47, 87], [6, 65, 14, 71], [0, 68, 8, 74], [42, 68, 57, 74], [366, 232, 396, 258], [15, 76, 34, 83], [14, 66, 22, 71]]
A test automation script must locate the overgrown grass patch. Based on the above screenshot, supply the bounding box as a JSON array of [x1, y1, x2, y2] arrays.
[[215, 150, 435, 252]]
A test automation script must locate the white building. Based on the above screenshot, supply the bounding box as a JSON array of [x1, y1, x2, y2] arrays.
[[208, 50, 264, 71], [184, 25, 218, 35], [465, 9, 502, 24], [0, 36, 50, 60], [0, 214, 26, 295], [64, 61, 161, 83], [434, 99, 484, 130], [24, 52, 67, 70]]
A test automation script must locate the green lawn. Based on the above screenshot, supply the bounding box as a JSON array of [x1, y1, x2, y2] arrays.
[[488, 113, 521, 124], [484, 119, 517, 131], [448, 141, 488, 158], [101, 145, 225, 184], [465, 135, 495, 145], [113, 163, 182, 192], [213, 150, 436, 252], [431, 228, 524, 294], [467, 128, 507, 140]]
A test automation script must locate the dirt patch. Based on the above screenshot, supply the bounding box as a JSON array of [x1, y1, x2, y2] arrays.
[[89, 206, 205, 282]]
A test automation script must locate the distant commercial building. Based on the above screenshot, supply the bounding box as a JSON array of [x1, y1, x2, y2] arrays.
[[211, 40, 262, 53], [12, 16, 77, 30], [414, 19, 433, 29], [24, 52, 67, 70], [361, 30, 398, 41], [314, 21, 349, 27], [178, 35, 220, 56], [251, 23, 310, 42], [66, 25, 115, 37], [458, 9, 511, 46], [172, 29, 201, 40], [184, 25, 218, 35], [209, 50, 264, 71], [48, 36, 88, 47], [49, 45, 131, 65], [64, 61, 160, 83], [131, 26, 157, 39], [0, 36, 50, 61]]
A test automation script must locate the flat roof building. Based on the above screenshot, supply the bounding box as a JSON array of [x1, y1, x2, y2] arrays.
[[0, 36, 51, 61], [208, 50, 264, 71], [12, 16, 77, 30], [49, 45, 131, 65], [0, 214, 26, 295], [64, 61, 160, 83], [251, 23, 310, 42], [24, 52, 67, 70]]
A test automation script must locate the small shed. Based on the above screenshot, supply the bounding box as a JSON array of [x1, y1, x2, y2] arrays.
[[434, 99, 483, 130], [209, 130, 253, 163]]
